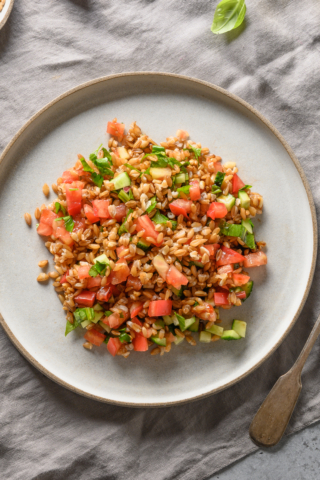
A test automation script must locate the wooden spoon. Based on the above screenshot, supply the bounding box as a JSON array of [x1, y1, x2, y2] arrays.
[[249, 313, 320, 447]]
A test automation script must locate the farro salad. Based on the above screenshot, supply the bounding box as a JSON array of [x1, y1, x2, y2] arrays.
[[30, 119, 267, 358]]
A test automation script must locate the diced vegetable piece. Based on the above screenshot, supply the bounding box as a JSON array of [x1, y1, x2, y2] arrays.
[[152, 211, 177, 230], [92, 199, 111, 219], [37, 222, 53, 236], [114, 204, 127, 222], [217, 194, 235, 212], [153, 254, 170, 280], [189, 179, 201, 201], [78, 265, 91, 279], [96, 286, 113, 303], [149, 167, 172, 179], [84, 328, 106, 346], [238, 190, 250, 209], [169, 199, 192, 218], [62, 169, 79, 183], [65, 183, 83, 216], [233, 273, 250, 286], [98, 321, 111, 333], [214, 163, 223, 172], [109, 258, 130, 285], [107, 121, 125, 141], [151, 336, 167, 347], [232, 173, 245, 195], [136, 215, 162, 246], [107, 312, 126, 329], [242, 219, 253, 234], [84, 204, 100, 223], [203, 244, 220, 257], [93, 304, 103, 311], [221, 330, 241, 341], [214, 292, 229, 306], [200, 331, 211, 343], [176, 314, 196, 332], [72, 215, 86, 233], [87, 275, 102, 289], [130, 301, 144, 318], [188, 318, 199, 332], [220, 223, 246, 240], [217, 264, 233, 274], [94, 253, 110, 265], [243, 251, 267, 268], [119, 333, 131, 343], [132, 316, 143, 326], [132, 334, 148, 352], [136, 238, 151, 251], [232, 320, 247, 338], [206, 324, 224, 336], [216, 246, 245, 266], [92, 311, 104, 323], [245, 233, 255, 249], [112, 172, 131, 190], [116, 146, 129, 159], [52, 218, 74, 246], [74, 290, 96, 307], [207, 202, 228, 220], [60, 270, 69, 284], [236, 291, 246, 300], [166, 265, 189, 289], [126, 275, 142, 291], [38, 208, 58, 236], [241, 280, 253, 300], [175, 173, 187, 184], [174, 336, 185, 345], [148, 300, 172, 317], [107, 337, 122, 356], [163, 315, 173, 325]]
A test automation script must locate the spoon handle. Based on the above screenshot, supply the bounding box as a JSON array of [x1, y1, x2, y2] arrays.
[[249, 313, 320, 447]]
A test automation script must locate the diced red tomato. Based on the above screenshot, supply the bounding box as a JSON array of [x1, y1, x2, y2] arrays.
[[148, 300, 172, 317], [60, 270, 69, 284], [233, 273, 250, 286], [74, 290, 96, 307], [84, 204, 100, 223], [109, 258, 130, 285], [52, 218, 74, 246], [114, 204, 127, 222], [96, 285, 119, 302], [243, 251, 268, 268], [65, 182, 83, 216], [62, 170, 79, 183], [37, 223, 52, 236], [176, 129, 189, 141], [214, 292, 230, 306], [189, 179, 201, 201], [130, 301, 143, 319], [203, 244, 220, 258], [216, 246, 245, 266], [132, 317, 143, 326], [196, 303, 217, 322], [73, 215, 86, 232], [84, 329, 106, 347], [106, 312, 126, 329], [78, 265, 91, 279], [107, 337, 121, 356], [92, 199, 111, 219], [126, 275, 142, 291], [236, 291, 246, 300], [166, 265, 188, 289], [132, 334, 148, 352], [37, 209, 58, 236], [217, 264, 234, 274], [207, 202, 228, 220], [135, 215, 162, 246], [232, 173, 245, 195], [169, 199, 192, 218], [87, 275, 102, 289], [214, 163, 223, 172], [107, 121, 125, 141]]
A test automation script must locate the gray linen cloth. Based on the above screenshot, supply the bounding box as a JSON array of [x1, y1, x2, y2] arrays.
[[1, 1, 320, 479]]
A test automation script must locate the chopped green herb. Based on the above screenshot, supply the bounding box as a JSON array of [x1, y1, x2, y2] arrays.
[[118, 188, 133, 203], [80, 158, 94, 173], [68, 188, 78, 191], [194, 301, 199, 307], [55, 202, 67, 215], [152, 210, 177, 230], [176, 185, 190, 197], [66, 307, 95, 335], [118, 208, 133, 236], [214, 171, 225, 187], [91, 172, 104, 188], [152, 145, 166, 154], [54, 215, 74, 232], [119, 333, 131, 343], [146, 196, 157, 214], [212, 185, 222, 195], [211, 0, 246, 35], [239, 185, 252, 191], [188, 145, 202, 160], [89, 260, 108, 277], [105, 311, 113, 317]]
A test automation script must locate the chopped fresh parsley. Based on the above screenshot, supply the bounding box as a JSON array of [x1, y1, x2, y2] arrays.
[[119, 332, 131, 343], [105, 311, 113, 317], [89, 260, 108, 277], [152, 210, 177, 230], [176, 185, 190, 197], [91, 172, 104, 188], [118, 208, 133, 236], [239, 185, 252, 191], [212, 185, 222, 195], [214, 171, 225, 187], [146, 196, 157, 214], [80, 157, 112, 187], [55, 202, 67, 215], [188, 145, 202, 160], [54, 215, 74, 232]]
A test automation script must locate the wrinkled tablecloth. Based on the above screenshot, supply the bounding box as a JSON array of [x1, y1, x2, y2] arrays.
[[1, 1, 320, 479]]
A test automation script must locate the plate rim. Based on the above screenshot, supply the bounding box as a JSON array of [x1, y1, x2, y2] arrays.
[[0, 72, 317, 407], [0, 0, 15, 30]]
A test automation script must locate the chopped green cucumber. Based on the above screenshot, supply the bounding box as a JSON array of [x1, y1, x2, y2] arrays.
[[118, 188, 133, 203], [188, 318, 199, 332], [232, 320, 247, 338], [175, 173, 187, 184], [137, 238, 151, 251], [220, 223, 246, 240], [92, 311, 104, 324], [217, 194, 235, 212], [151, 336, 167, 347], [163, 315, 173, 325], [242, 219, 253, 234], [93, 253, 109, 265], [81, 319, 91, 328], [152, 210, 177, 230], [154, 320, 165, 328], [112, 172, 131, 190], [205, 324, 224, 336], [174, 336, 184, 345], [221, 329, 241, 340], [242, 280, 253, 301], [245, 233, 255, 249], [176, 314, 196, 332], [172, 314, 179, 326], [171, 286, 183, 297], [84, 307, 95, 321], [93, 303, 103, 311], [189, 261, 204, 268], [200, 331, 212, 343], [99, 321, 111, 333], [238, 190, 250, 209]]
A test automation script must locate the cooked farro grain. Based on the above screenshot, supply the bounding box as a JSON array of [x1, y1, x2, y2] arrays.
[[38, 260, 48, 268], [24, 212, 32, 226], [32, 119, 267, 357]]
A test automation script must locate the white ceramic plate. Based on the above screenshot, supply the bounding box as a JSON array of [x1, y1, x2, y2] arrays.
[[0, 73, 317, 406], [0, 0, 15, 30]]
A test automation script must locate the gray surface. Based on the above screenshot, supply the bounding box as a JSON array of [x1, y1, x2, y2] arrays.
[[1, 1, 320, 479]]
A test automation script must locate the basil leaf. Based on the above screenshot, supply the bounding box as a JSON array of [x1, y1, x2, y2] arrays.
[[239, 184, 252, 191], [91, 172, 104, 188], [211, 0, 246, 35], [146, 196, 157, 214], [55, 202, 66, 215], [214, 171, 225, 187], [64, 216, 74, 232], [188, 145, 201, 160]]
